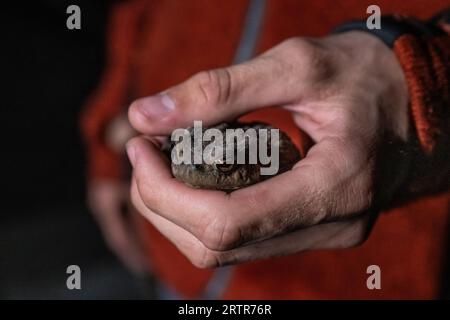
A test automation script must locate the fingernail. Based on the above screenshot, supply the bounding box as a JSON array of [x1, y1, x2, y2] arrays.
[[137, 92, 175, 119], [126, 143, 136, 167]]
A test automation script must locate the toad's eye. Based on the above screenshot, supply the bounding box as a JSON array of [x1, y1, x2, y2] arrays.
[[215, 163, 235, 173]]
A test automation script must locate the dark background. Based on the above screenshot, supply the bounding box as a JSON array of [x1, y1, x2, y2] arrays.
[[0, 0, 449, 299], [0, 0, 150, 299]]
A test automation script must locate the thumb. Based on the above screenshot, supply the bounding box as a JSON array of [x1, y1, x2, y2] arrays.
[[128, 52, 303, 135]]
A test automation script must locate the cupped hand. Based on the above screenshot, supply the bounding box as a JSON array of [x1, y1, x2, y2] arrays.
[[126, 31, 410, 267]]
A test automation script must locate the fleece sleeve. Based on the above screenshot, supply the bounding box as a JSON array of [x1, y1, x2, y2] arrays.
[[80, 0, 147, 181]]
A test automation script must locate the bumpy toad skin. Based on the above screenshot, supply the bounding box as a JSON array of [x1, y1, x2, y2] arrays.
[[166, 122, 301, 191]]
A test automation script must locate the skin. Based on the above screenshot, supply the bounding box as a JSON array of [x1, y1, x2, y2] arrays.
[[87, 113, 149, 275], [126, 31, 411, 268]]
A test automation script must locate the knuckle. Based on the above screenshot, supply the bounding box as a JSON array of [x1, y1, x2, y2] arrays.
[[137, 181, 159, 212], [343, 217, 371, 248], [190, 71, 217, 105], [199, 214, 241, 251], [130, 182, 156, 222], [279, 37, 315, 54], [191, 69, 233, 107], [276, 37, 336, 83], [278, 37, 321, 63], [189, 247, 220, 269], [309, 187, 334, 224]]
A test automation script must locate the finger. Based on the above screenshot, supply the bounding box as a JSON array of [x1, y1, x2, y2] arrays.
[[130, 180, 212, 268], [128, 39, 324, 136], [219, 212, 373, 266], [127, 136, 237, 248], [96, 205, 147, 275], [106, 224, 148, 275], [132, 180, 372, 267], [106, 113, 137, 153], [128, 134, 371, 251], [225, 135, 372, 244]]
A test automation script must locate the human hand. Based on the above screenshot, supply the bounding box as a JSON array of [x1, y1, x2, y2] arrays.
[[126, 31, 410, 267], [88, 179, 148, 274], [105, 113, 136, 153]]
